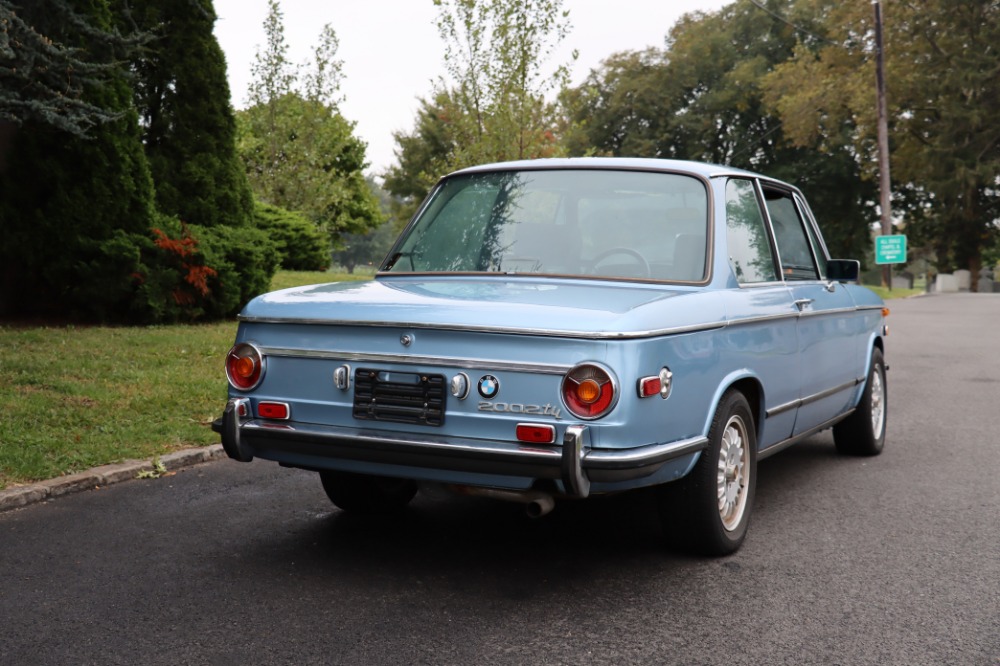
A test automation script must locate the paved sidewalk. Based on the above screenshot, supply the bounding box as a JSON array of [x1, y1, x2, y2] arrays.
[[0, 444, 226, 513]]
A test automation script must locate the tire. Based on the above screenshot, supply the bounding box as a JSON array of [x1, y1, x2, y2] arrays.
[[319, 470, 417, 515], [833, 347, 887, 456], [659, 389, 757, 556]]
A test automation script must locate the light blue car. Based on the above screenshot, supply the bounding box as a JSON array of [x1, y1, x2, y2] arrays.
[[214, 158, 888, 555]]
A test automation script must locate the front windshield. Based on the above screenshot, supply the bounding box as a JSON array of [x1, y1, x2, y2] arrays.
[[383, 169, 709, 282]]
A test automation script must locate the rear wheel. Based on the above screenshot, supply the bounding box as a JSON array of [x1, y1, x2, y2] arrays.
[[659, 389, 757, 556], [833, 347, 887, 456], [319, 471, 417, 515]]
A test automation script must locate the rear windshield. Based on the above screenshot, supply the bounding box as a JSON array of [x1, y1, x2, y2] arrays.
[[382, 169, 709, 282]]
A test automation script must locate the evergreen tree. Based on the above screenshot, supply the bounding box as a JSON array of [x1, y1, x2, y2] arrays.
[[0, 0, 141, 139], [0, 0, 157, 319], [120, 0, 254, 228]]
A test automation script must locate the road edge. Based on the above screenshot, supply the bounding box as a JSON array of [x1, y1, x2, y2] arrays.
[[0, 445, 227, 514]]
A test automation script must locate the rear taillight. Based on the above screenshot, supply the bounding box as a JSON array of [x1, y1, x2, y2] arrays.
[[226, 342, 264, 391], [561, 363, 618, 419]]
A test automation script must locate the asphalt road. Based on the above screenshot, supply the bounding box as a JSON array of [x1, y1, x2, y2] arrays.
[[2, 293, 998, 665]]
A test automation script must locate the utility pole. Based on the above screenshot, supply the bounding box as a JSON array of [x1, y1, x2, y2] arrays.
[[873, 0, 892, 290]]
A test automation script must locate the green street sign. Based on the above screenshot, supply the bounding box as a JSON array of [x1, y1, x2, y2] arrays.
[[875, 234, 907, 265]]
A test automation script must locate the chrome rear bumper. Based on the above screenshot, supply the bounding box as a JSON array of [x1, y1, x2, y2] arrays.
[[213, 398, 707, 499]]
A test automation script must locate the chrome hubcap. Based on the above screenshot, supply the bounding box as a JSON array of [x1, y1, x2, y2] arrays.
[[870, 365, 885, 438], [717, 415, 750, 532]]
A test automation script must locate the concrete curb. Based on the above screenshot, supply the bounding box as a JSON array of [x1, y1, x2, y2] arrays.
[[0, 444, 227, 514]]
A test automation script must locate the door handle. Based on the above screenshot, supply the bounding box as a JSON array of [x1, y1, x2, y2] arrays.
[[794, 298, 814, 311]]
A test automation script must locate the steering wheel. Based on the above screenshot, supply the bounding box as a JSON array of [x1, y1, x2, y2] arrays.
[[590, 247, 650, 278]]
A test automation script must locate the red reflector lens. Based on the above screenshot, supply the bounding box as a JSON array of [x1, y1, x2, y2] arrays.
[[257, 402, 289, 420], [639, 376, 662, 398], [516, 424, 555, 444]]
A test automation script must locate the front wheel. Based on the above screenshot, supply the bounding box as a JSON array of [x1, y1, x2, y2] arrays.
[[659, 389, 757, 556], [833, 347, 887, 456], [319, 470, 417, 515]]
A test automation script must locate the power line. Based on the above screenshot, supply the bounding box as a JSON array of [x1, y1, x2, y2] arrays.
[[745, 0, 840, 48]]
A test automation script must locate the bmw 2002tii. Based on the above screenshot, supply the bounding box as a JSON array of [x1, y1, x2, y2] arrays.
[[214, 158, 888, 555]]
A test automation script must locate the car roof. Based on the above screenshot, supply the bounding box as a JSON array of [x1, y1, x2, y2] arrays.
[[448, 156, 773, 182]]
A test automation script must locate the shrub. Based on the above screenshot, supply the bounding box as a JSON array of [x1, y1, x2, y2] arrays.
[[191, 222, 280, 318], [129, 216, 279, 323], [253, 201, 330, 271]]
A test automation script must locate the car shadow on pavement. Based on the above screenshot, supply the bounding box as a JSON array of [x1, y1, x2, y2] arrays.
[[229, 481, 702, 599], [219, 433, 858, 598]]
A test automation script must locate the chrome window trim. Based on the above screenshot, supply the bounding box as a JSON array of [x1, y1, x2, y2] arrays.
[[733, 279, 788, 289], [374, 271, 711, 287]]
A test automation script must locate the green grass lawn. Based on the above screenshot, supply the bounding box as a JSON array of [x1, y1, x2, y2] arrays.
[[0, 270, 365, 490], [0, 270, 918, 490], [863, 285, 925, 300], [269, 268, 373, 291]]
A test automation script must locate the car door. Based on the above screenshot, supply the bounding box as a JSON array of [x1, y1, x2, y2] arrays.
[[722, 178, 799, 449], [761, 185, 860, 435]]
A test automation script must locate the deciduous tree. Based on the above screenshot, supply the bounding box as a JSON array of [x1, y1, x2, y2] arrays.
[[239, 0, 381, 248], [384, 0, 573, 222], [383, 91, 458, 228], [560, 1, 874, 262], [431, 0, 572, 167], [762, 0, 1000, 276]]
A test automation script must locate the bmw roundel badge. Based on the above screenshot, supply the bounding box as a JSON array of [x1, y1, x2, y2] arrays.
[[477, 375, 500, 399]]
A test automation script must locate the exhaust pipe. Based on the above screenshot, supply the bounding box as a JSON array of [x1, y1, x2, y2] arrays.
[[524, 494, 555, 518], [447, 485, 556, 518]]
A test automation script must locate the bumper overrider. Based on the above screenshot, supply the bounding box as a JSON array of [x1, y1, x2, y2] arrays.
[[212, 398, 707, 499]]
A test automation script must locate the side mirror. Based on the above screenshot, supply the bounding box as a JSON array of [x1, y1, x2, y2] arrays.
[[827, 259, 860, 283]]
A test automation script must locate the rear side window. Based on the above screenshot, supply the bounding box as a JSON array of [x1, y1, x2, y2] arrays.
[[725, 179, 777, 284], [795, 194, 828, 279], [763, 188, 819, 281]]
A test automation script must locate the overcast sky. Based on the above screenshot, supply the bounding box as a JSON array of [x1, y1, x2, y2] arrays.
[[212, 0, 730, 177]]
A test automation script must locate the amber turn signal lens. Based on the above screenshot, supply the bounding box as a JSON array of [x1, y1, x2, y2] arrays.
[[233, 356, 256, 380], [576, 378, 602, 404]]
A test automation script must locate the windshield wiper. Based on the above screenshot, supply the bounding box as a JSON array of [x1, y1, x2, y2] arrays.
[[382, 252, 414, 271]]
